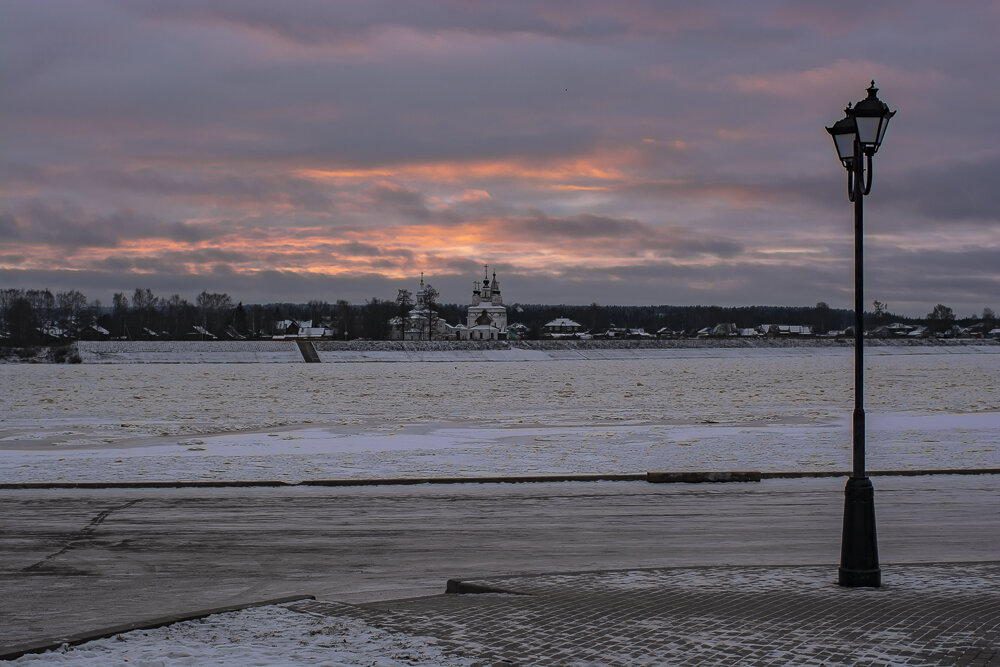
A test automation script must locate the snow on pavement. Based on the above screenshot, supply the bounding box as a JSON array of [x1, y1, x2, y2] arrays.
[[10, 605, 475, 666]]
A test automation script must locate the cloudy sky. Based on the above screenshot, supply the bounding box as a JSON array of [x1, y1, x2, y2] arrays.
[[2, 1, 997, 316]]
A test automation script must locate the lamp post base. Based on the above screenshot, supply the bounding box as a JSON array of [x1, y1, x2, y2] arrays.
[[838, 476, 881, 588]]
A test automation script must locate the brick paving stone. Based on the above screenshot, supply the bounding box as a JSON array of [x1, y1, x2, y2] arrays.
[[289, 563, 1000, 666]]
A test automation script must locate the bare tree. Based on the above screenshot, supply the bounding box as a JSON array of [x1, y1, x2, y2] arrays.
[[1, 288, 24, 337], [361, 297, 394, 339], [335, 299, 352, 339], [196, 291, 233, 335], [307, 300, 329, 327], [112, 292, 130, 338], [927, 303, 955, 333], [872, 300, 887, 325], [395, 289, 413, 338], [131, 288, 159, 335], [165, 294, 193, 338], [26, 289, 55, 326], [422, 283, 440, 340], [813, 301, 831, 335], [8, 296, 38, 345], [56, 290, 88, 337]]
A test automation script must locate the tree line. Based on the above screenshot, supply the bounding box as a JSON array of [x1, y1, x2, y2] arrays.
[[0, 286, 994, 345]]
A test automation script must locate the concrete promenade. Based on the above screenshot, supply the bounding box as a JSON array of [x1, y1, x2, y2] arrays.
[[2, 474, 999, 662], [295, 562, 1000, 665]]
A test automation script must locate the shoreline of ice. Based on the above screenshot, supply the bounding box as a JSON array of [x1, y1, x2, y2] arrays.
[[4, 411, 998, 484], [34, 338, 1000, 364]]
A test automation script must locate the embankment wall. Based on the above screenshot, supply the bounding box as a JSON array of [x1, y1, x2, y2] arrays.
[[44, 337, 998, 363]]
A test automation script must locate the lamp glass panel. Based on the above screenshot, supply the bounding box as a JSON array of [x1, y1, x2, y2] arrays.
[[876, 119, 890, 145], [855, 116, 882, 146], [833, 133, 855, 161]]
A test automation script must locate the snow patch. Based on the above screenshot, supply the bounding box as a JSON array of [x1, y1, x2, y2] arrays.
[[10, 604, 475, 666]]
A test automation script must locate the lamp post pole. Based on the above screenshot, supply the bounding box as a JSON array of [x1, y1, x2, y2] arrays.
[[852, 133, 867, 482], [826, 81, 895, 588], [840, 132, 880, 588], [852, 130, 865, 480]]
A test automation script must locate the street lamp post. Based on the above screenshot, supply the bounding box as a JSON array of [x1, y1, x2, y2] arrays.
[[826, 81, 896, 588]]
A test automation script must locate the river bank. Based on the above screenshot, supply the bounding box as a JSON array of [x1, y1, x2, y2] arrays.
[[1, 337, 996, 364]]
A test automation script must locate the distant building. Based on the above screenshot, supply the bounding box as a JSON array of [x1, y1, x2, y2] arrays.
[[758, 324, 812, 337], [389, 275, 457, 340], [187, 325, 218, 340], [386, 266, 508, 340], [598, 326, 628, 339], [627, 328, 654, 339], [507, 322, 529, 340], [272, 319, 333, 340], [698, 323, 738, 337], [542, 317, 583, 336], [80, 324, 111, 341], [461, 266, 507, 340], [656, 327, 684, 339], [871, 322, 915, 338]]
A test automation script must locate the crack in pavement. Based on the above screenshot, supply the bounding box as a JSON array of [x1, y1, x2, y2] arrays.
[[23, 500, 142, 574]]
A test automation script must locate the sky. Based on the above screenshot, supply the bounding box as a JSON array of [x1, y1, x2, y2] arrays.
[[1, 1, 998, 317]]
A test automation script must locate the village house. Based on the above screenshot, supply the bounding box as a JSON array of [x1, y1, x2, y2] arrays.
[[271, 319, 333, 340], [698, 323, 739, 337], [656, 327, 685, 339], [80, 324, 111, 341], [871, 322, 915, 338], [542, 317, 583, 337], [506, 322, 529, 339], [186, 325, 217, 340], [758, 324, 813, 337], [36, 324, 69, 342], [597, 326, 628, 339]]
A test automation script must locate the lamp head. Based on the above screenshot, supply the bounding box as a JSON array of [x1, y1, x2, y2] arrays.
[[825, 103, 857, 169], [851, 80, 895, 154]]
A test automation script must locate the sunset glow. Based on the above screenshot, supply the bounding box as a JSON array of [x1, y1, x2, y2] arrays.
[[2, 1, 998, 314]]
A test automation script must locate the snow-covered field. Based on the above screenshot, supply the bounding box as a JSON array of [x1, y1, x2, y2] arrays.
[[2, 348, 998, 483]]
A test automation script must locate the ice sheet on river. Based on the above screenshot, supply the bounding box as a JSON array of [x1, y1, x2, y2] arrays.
[[2, 348, 998, 483]]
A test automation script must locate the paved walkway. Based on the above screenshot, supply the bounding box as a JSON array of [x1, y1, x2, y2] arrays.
[[3, 477, 999, 662], [292, 562, 1000, 666]]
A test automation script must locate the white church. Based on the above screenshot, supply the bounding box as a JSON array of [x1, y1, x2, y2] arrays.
[[388, 266, 508, 341], [460, 266, 508, 340]]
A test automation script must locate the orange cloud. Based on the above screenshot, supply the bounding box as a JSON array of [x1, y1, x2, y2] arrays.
[[296, 151, 631, 187]]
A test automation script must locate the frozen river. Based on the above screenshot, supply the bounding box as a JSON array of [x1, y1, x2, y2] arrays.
[[1, 347, 998, 483]]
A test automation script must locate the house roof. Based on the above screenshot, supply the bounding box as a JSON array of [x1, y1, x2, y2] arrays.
[[544, 317, 582, 328]]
